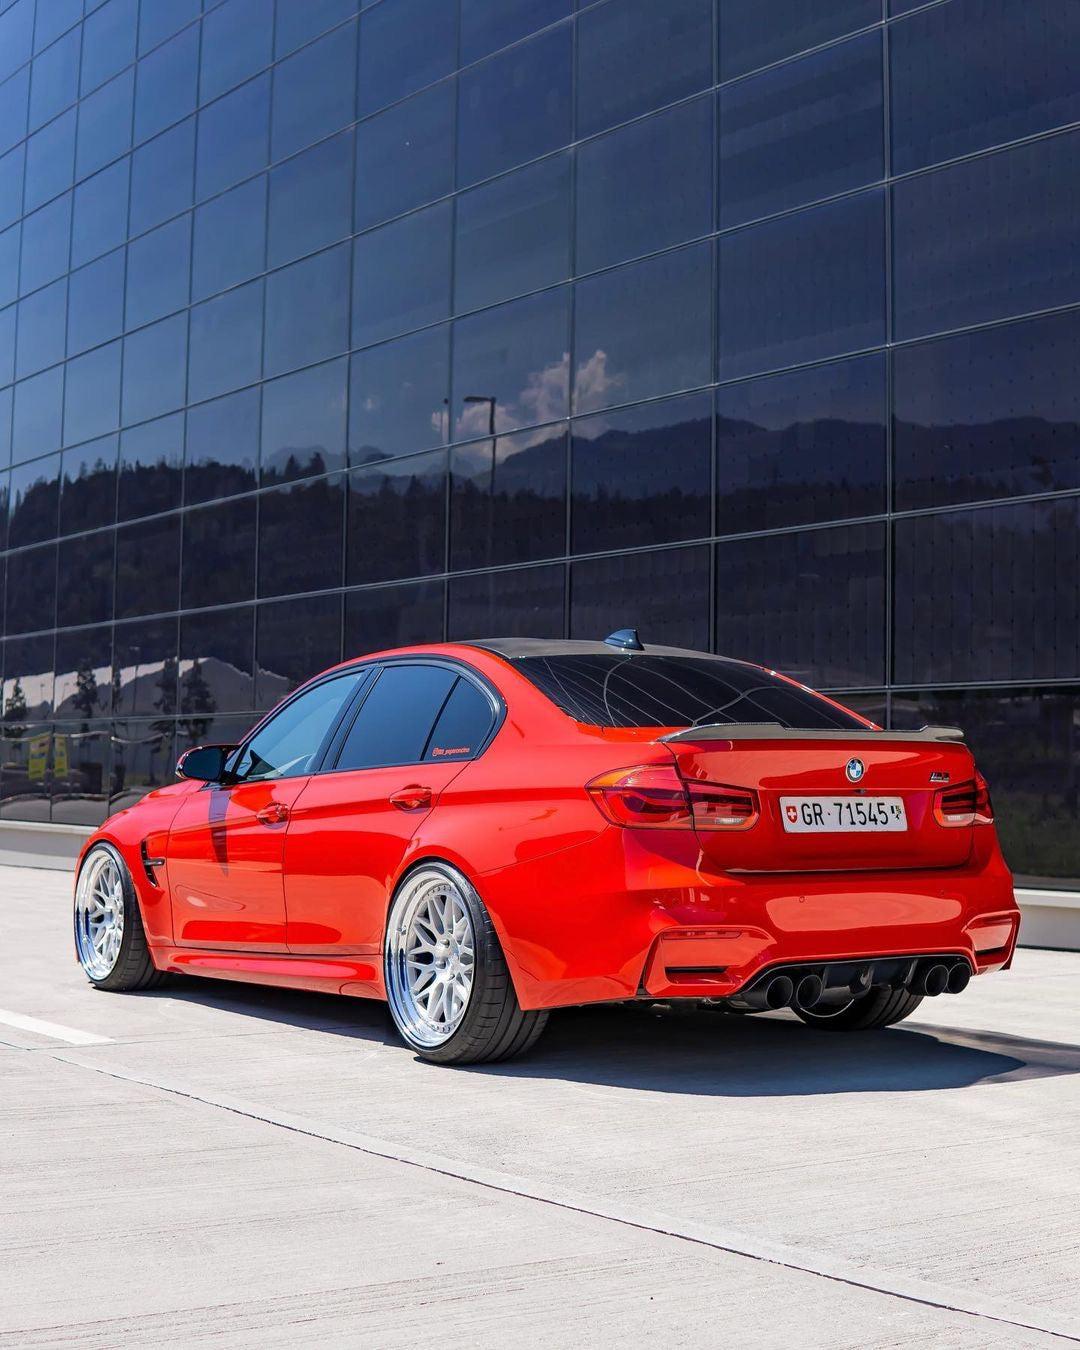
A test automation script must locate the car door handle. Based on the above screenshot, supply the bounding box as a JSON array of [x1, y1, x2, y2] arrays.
[[389, 785, 433, 812], [256, 803, 290, 826]]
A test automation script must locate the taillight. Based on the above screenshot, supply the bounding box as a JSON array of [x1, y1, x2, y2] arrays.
[[934, 771, 994, 827], [586, 765, 758, 831]]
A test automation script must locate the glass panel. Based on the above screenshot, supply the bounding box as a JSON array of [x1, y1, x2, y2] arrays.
[[576, 0, 712, 139], [74, 67, 133, 179], [9, 453, 60, 546], [5, 543, 57, 635], [121, 313, 188, 425], [571, 545, 711, 651], [719, 32, 883, 230], [574, 244, 713, 416], [110, 717, 176, 813], [175, 712, 256, 758], [191, 175, 266, 302], [457, 24, 572, 188], [67, 248, 125, 355], [276, 0, 358, 59], [36, 0, 82, 53], [716, 353, 886, 534], [891, 0, 1080, 176], [0, 0, 33, 84], [270, 21, 357, 161], [180, 496, 257, 609], [199, 0, 273, 103], [576, 96, 712, 275], [455, 153, 570, 313], [264, 243, 349, 378], [461, 0, 570, 65], [19, 192, 72, 294], [0, 144, 24, 231], [447, 563, 565, 640], [234, 671, 361, 780], [346, 449, 447, 584], [16, 278, 66, 379], [139, 0, 200, 54], [125, 214, 191, 330], [894, 310, 1080, 512], [12, 367, 63, 464], [334, 663, 457, 770], [260, 358, 347, 485], [179, 606, 255, 716], [267, 129, 352, 270], [718, 188, 885, 380], [114, 512, 181, 617], [57, 531, 114, 627], [355, 79, 454, 231], [0, 386, 14, 471], [29, 27, 80, 131], [0, 714, 53, 820], [344, 578, 445, 656], [117, 412, 183, 521], [0, 67, 29, 159], [450, 426, 567, 570], [257, 472, 345, 597], [893, 131, 1080, 342], [352, 200, 452, 348], [51, 722, 113, 824], [60, 434, 118, 534], [358, 0, 455, 117], [255, 592, 342, 709], [715, 523, 886, 687], [0, 221, 16, 309], [719, 0, 879, 82], [54, 624, 113, 718], [23, 106, 76, 212], [893, 500, 1080, 685], [187, 279, 263, 404], [63, 341, 122, 446], [113, 616, 178, 717], [184, 387, 260, 504], [0, 299, 12, 383], [195, 72, 270, 200], [134, 25, 198, 143], [572, 391, 711, 553], [348, 325, 450, 465], [891, 688, 1080, 885], [452, 287, 569, 439], [80, 0, 137, 96], [71, 160, 129, 268], [129, 116, 195, 237]]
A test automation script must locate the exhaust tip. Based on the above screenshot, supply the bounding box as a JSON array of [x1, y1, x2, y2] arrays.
[[921, 963, 949, 997], [947, 962, 971, 994], [794, 973, 824, 1011], [764, 974, 795, 1010]]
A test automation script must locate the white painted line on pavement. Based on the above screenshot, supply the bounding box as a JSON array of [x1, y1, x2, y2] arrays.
[[0, 1008, 112, 1046]]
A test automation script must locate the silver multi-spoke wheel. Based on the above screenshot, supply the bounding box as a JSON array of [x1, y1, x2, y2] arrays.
[[385, 869, 476, 1049], [74, 848, 126, 981]]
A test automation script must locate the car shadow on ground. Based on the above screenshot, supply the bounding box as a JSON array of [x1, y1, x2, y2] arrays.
[[148, 978, 1080, 1097]]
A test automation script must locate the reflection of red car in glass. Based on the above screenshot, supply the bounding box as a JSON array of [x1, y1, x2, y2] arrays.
[[74, 634, 1019, 1065]]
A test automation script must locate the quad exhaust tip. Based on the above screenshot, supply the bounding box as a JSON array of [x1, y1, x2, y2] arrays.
[[734, 956, 972, 1012]]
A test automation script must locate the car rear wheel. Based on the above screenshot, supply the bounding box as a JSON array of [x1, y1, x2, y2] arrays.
[[74, 843, 167, 992], [384, 863, 548, 1065], [793, 987, 923, 1031]]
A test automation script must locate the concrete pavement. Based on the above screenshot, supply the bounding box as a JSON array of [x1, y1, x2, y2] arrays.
[[1, 863, 1078, 1347]]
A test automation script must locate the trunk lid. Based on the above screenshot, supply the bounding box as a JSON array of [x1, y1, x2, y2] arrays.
[[663, 726, 976, 873]]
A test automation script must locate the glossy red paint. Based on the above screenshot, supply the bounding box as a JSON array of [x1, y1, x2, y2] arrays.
[[79, 642, 1019, 1012]]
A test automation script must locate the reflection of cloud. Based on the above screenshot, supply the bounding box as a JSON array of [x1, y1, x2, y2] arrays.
[[573, 349, 628, 420], [454, 352, 572, 440]]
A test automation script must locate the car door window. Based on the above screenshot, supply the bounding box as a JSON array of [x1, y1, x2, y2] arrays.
[[424, 676, 494, 761], [334, 664, 460, 770], [233, 671, 366, 782]]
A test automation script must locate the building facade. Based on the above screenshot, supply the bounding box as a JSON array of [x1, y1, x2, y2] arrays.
[[0, 0, 1077, 886]]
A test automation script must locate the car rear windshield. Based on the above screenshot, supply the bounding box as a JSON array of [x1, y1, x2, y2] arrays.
[[513, 654, 868, 731]]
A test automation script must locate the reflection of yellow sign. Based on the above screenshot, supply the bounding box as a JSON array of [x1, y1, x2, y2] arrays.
[[28, 735, 49, 781], [53, 734, 69, 778]]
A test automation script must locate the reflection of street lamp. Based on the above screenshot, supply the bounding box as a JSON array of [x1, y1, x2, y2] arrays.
[[464, 395, 498, 496]]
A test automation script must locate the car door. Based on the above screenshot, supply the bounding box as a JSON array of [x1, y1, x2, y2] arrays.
[[284, 661, 499, 955], [166, 670, 368, 951]]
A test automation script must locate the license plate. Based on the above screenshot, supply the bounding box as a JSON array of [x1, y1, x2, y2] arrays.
[[780, 796, 908, 833]]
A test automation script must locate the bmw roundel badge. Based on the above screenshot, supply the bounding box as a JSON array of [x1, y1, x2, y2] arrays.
[[845, 757, 865, 783]]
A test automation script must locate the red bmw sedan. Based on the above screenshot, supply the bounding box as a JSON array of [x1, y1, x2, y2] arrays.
[[74, 634, 1019, 1064]]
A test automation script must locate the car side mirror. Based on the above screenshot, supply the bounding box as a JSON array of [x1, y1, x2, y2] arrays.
[[176, 744, 237, 783]]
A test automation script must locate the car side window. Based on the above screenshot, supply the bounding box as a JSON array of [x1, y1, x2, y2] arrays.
[[423, 677, 494, 761], [233, 672, 366, 783], [334, 664, 468, 771]]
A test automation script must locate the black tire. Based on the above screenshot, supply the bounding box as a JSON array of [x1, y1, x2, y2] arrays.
[[793, 986, 924, 1031], [74, 843, 169, 993], [384, 862, 548, 1066]]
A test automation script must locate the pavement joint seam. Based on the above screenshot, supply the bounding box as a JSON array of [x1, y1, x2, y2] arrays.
[[16, 1041, 1079, 1347]]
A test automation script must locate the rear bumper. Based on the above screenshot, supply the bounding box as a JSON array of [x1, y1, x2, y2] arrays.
[[480, 826, 1019, 1010]]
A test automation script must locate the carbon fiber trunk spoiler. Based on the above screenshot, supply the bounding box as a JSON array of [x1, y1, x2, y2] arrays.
[[660, 724, 967, 744]]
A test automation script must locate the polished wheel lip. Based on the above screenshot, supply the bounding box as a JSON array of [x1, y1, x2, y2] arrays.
[[385, 869, 475, 1050], [74, 848, 125, 981]]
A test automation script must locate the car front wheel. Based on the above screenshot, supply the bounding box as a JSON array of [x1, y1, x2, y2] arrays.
[[74, 843, 167, 992], [384, 863, 547, 1065]]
